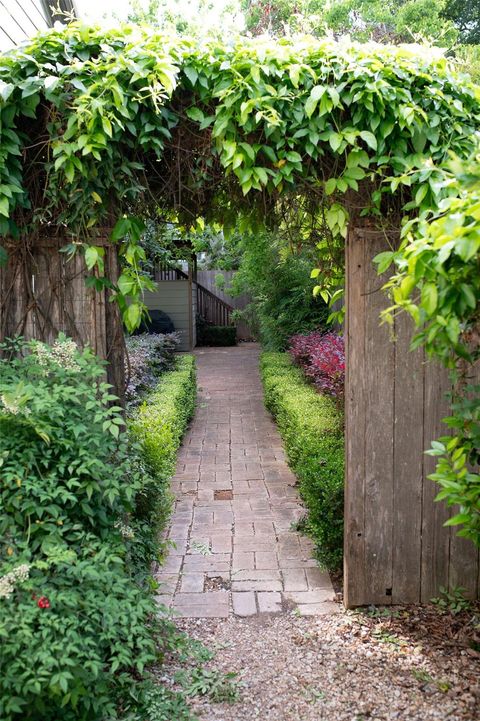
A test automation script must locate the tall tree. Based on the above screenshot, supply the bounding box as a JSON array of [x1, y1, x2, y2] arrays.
[[443, 0, 480, 44]]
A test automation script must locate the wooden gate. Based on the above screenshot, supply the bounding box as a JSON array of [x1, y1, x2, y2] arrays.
[[0, 233, 125, 400], [344, 227, 480, 607]]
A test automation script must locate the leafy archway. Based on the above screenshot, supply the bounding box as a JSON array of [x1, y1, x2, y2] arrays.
[[0, 23, 478, 327]]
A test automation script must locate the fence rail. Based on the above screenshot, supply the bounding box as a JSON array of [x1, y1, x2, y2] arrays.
[[196, 282, 234, 327]]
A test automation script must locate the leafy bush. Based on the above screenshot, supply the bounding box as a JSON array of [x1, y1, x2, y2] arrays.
[[260, 352, 344, 569], [289, 331, 345, 400], [427, 386, 480, 548], [0, 336, 158, 721], [196, 319, 237, 347], [125, 332, 181, 406], [0, 336, 199, 720], [230, 230, 330, 350], [128, 355, 196, 568]]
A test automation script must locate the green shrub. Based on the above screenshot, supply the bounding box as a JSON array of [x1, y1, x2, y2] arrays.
[[196, 322, 237, 347], [260, 352, 344, 569], [229, 230, 330, 350], [0, 336, 159, 721], [128, 355, 196, 567]]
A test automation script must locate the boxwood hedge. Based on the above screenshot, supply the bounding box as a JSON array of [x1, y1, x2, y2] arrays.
[[128, 355, 196, 567], [260, 352, 344, 570]]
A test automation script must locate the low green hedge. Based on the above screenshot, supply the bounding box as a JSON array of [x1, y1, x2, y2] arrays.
[[197, 324, 237, 347], [128, 355, 196, 567], [260, 352, 344, 570]]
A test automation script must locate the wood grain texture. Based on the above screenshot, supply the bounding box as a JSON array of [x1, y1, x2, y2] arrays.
[[392, 309, 424, 604], [344, 227, 479, 607], [344, 227, 366, 607], [0, 235, 125, 400], [363, 230, 395, 605]]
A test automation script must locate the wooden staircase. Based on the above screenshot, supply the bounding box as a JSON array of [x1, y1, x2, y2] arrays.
[[155, 264, 234, 327]]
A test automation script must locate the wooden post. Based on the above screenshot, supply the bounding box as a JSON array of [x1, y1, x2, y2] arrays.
[[344, 227, 479, 607], [0, 232, 125, 403]]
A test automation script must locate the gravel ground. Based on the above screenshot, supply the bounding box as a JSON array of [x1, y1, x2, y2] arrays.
[[168, 604, 480, 721]]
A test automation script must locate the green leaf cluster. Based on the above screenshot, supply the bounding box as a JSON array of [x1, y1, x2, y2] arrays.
[[0, 25, 479, 330], [426, 387, 480, 546], [0, 337, 197, 720]]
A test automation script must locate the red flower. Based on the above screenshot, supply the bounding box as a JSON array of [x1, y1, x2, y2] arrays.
[[37, 596, 50, 609]]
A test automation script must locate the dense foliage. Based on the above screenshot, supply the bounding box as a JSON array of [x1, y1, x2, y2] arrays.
[[125, 331, 180, 406], [0, 337, 156, 720], [378, 150, 480, 547], [261, 352, 345, 569], [0, 336, 198, 720], [0, 26, 479, 329], [243, 0, 459, 45], [289, 331, 345, 400], [229, 229, 330, 349]]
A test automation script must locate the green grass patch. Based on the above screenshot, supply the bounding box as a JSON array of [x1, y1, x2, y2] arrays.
[[260, 352, 344, 570]]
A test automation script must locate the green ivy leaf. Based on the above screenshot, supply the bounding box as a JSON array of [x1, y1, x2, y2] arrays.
[[421, 282, 438, 316], [359, 131, 377, 151]]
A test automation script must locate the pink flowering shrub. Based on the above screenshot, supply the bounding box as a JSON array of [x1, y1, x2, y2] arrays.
[[289, 331, 345, 399]]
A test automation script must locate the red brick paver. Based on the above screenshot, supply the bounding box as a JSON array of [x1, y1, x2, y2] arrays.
[[154, 345, 337, 617]]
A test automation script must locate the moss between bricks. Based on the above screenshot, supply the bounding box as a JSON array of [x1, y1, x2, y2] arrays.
[[128, 355, 196, 560], [260, 352, 344, 571]]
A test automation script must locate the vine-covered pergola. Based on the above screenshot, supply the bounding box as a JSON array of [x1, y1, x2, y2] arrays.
[[1, 23, 479, 605]]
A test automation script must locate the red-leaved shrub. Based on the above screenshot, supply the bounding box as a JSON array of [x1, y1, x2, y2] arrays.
[[289, 331, 345, 399]]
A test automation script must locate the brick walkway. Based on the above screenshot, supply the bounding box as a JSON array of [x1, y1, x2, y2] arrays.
[[155, 344, 336, 617]]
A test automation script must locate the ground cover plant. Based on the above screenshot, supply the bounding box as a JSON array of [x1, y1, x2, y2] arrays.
[[260, 352, 344, 568], [125, 331, 180, 406], [289, 331, 345, 400]]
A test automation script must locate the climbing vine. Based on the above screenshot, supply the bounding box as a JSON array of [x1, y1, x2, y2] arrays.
[[0, 23, 479, 329], [378, 149, 480, 546]]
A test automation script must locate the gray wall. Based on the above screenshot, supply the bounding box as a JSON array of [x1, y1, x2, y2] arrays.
[[144, 281, 194, 352]]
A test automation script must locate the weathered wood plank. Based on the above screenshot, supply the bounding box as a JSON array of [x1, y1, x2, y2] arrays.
[[344, 226, 366, 607], [392, 308, 424, 603], [363, 230, 395, 605], [420, 360, 452, 602]]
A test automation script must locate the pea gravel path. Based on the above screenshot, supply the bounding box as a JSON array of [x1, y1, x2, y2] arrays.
[[175, 609, 479, 721]]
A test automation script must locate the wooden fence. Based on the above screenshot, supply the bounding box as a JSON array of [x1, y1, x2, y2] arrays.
[[344, 227, 480, 607], [0, 234, 125, 400]]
